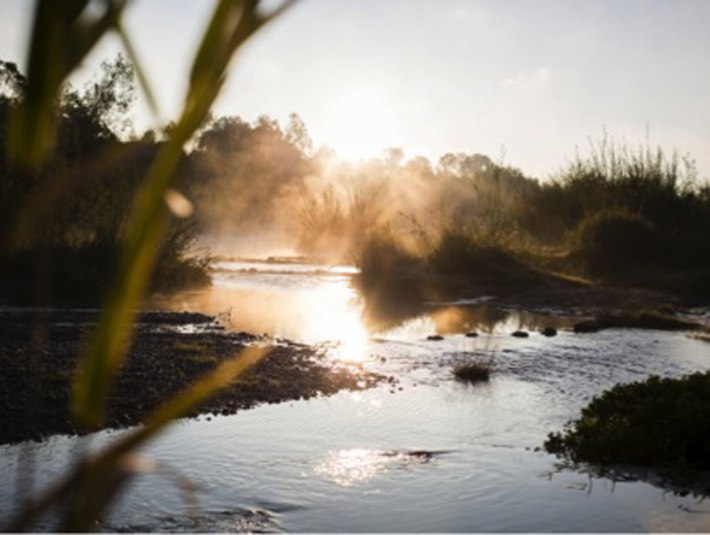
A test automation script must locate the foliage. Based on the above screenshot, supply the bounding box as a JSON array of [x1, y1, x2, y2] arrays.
[[592, 310, 701, 331], [548, 137, 710, 272], [558, 135, 697, 226], [297, 168, 390, 261], [427, 228, 524, 277], [356, 229, 424, 290], [297, 183, 347, 256], [192, 113, 312, 240], [1, 56, 207, 304], [571, 209, 665, 278], [545, 372, 710, 470], [437, 151, 535, 243], [334, 135, 710, 298]]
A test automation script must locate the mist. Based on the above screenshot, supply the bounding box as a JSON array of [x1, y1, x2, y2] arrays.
[[188, 112, 553, 264]]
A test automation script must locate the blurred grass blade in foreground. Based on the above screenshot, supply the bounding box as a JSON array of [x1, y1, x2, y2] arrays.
[[8, 346, 268, 532], [7, 0, 292, 529], [72, 0, 294, 430]]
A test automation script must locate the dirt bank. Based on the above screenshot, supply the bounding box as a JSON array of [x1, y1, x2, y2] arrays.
[[0, 309, 385, 445]]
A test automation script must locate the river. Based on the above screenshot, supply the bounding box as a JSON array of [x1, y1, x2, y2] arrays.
[[2, 259, 710, 531]]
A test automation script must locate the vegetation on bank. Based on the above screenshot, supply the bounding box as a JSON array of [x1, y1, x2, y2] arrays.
[[0, 56, 211, 304], [351, 139, 710, 304], [2, 3, 708, 529], [573, 309, 703, 333], [4, 52, 709, 306], [545, 373, 710, 471]]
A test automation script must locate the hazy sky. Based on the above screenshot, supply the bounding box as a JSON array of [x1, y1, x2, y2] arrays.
[[2, 0, 710, 179]]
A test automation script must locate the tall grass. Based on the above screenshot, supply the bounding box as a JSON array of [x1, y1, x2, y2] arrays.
[[452, 360, 492, 383], [556, 136, 710, 277], [559, 134, 699, 229]]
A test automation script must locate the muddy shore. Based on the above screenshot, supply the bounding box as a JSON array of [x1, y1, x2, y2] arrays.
[[0, 309, 385, 445]]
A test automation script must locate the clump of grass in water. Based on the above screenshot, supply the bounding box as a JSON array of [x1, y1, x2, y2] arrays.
[[452, 360, 492, 383]]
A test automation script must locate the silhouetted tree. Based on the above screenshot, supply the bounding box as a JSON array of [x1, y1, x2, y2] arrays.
[[0, 55, 208, 304]]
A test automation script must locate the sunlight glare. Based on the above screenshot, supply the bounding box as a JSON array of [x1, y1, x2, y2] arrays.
[[302, 282, 369, 363], [315, 449, 392, 487], [321, 87, 399, 161]]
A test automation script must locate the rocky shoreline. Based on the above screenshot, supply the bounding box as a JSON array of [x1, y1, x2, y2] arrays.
[[0, 309, 385, 445]]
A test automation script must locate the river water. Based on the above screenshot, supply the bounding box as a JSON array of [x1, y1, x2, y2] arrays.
[[2, 260, 710, 531]]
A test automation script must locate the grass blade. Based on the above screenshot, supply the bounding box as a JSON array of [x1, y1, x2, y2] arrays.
[[10, 345, 268, 532], [72, 0, 292, 429]]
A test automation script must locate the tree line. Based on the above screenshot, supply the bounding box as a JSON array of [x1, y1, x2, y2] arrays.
[[2, 54, 709, 305]]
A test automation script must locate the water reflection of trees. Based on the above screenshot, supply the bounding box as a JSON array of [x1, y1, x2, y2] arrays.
[[358, 286, 568, 335]]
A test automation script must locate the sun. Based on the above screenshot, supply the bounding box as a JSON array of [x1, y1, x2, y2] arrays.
[[321, 86, 399, 161]]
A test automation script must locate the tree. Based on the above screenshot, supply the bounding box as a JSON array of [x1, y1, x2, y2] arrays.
[[286, 112, 313, 155], [0, 60, 26, 100], [0, 55, 206, 301]]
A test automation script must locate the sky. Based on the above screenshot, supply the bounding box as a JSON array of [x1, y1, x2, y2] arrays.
[[2, 0, 710, 179]]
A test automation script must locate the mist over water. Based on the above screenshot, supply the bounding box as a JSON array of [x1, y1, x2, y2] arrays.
[[189, 114, 541, 264]]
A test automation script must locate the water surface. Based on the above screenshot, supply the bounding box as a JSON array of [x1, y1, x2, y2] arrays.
[[3, 259, 710, 531]]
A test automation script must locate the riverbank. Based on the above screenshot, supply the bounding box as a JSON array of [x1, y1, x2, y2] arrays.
[[354, 231, 710, 326], [0, 309, 385, 445], [356, 264, 709, 334]]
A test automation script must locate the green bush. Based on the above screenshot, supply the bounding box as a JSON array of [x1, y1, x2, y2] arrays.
[[545, 372, 710, 470], [572, 209, 666, 277], [427, 229, 522, 277]]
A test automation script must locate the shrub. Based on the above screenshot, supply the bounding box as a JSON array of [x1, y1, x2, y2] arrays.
[[571, 208, 665, 277], [352, 230, 432, 329], [545, 372, 710, 470], [427, 229, 524, 277], [356, 231, 422, 281], [593, 310, 700, 331], [556, 136, 697, 227]]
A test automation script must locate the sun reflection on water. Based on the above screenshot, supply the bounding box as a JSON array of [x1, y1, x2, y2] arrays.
[[300, 282, 369, 363], [153, 267, 371, 363], [314, 448, 437, 487], [314, 449, 395, 487]]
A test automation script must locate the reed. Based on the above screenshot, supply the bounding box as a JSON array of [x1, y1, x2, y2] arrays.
[[4, 1, 292, 530]]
